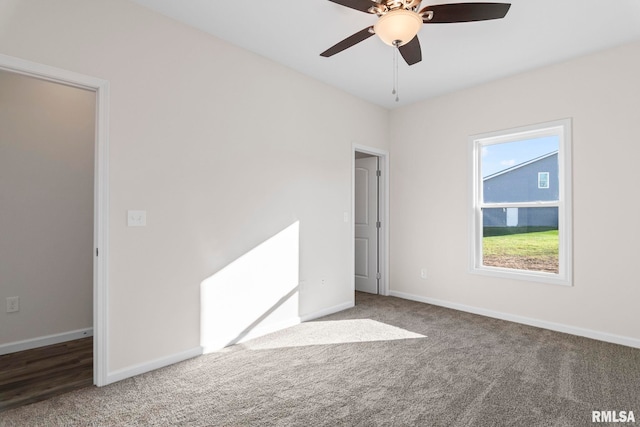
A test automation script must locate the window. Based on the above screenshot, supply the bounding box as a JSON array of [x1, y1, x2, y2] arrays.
[[538, 172, 550, 189], [469, 119, 572, 285]]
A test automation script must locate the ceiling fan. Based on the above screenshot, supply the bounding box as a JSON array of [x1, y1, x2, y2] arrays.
[[321, 1, 511, 66]]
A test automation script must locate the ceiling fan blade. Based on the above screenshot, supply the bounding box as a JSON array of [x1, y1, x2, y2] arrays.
[[320, 27, 375, 57], [420, 2, 511, 23], [398, 36, 422, 66], [328, 0, 375, 13]]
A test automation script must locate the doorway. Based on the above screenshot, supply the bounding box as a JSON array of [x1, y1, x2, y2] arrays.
[[353, 145, 389, 297], [0, 53, 109, 386]]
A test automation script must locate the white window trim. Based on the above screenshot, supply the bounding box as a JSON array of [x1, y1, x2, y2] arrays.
[[468, 119, 573, 286], [538, 172, 550, 189]]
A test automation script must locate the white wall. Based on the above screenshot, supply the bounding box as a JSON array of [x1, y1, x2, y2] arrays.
[[0, 0, 389, 374], [390, 41, 640, 343], [0, 70, 95, 346]]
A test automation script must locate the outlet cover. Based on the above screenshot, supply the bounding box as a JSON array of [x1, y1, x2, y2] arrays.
[[127, 210, 147, 227], [6, 296, 19, 313]]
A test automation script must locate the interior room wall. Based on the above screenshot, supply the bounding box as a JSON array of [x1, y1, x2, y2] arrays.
[[0, 70, 95, 348], [389, 40, 640, 344], [0, 0, 389, 375]]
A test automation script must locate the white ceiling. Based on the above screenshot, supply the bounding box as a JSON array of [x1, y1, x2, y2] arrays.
[[131, 0, 640, 109]]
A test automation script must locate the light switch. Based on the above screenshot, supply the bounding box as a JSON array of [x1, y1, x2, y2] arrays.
[[127, 210, 147, 227]]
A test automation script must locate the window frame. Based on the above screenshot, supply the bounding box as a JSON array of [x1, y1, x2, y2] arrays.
[[468, 119, 573, 286], [538, 172, 550, 189]]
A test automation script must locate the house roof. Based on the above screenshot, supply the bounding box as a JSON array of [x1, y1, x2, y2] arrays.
[[483, 150, 558, 181]]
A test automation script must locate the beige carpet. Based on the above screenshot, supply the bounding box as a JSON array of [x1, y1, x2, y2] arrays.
[[2, 293, 639, 426]]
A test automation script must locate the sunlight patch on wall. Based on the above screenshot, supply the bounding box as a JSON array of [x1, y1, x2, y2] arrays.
[[241, 319, 426, 350], [201, 221, 300, 353]]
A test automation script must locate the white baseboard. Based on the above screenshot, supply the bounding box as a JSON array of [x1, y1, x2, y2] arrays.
[[389, 290, 640, 350], [202, 301, 355, 354], [105, 346, 203, 385], [300, 300, 354, 322], [202, 317, 304, 354], [0, 328, 93, 355], [235, 317, 302, 345], [106, 301, 355, 384]]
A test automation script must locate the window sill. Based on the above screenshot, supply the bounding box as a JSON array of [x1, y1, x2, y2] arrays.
[[469, 265, 572, 286]]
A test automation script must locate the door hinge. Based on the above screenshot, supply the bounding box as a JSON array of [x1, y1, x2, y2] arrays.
[[376, 221, 381, 228], [376, 170, 381, 177], [376, 272, 381, 280]]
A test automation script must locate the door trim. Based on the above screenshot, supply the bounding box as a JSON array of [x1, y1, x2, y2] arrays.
[[0, 53, 110, 386], [352, 144, 389, 296]]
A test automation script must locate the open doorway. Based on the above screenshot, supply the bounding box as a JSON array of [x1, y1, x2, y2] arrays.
[[0, 69, 95, 409], [0, 53, 109, 390], [352, 145, 389, 298]]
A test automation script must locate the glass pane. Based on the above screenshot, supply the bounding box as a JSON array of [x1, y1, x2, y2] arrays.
[[482, 207, 559, 273], [538, 172, 549, 189], [482, 136, 559, 203]]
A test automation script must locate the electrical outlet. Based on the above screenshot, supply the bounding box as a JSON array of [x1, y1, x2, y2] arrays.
[[420, 268, 428, 279], [6, 296, 19, 313]]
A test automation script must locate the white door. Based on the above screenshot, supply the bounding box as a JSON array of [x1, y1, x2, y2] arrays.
[[506, 207, 518, 227], [355, 156, 378, 294]]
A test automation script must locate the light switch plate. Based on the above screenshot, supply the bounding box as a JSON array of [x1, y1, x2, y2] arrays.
[[127, 210, 147, 227], [6, 296, 19, 313]]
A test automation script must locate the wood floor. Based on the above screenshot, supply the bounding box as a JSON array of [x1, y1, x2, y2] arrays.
[[0, 337, 93, 412]]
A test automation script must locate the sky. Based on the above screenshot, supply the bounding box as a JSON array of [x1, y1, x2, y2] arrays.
[[482, 135, 559, 177]]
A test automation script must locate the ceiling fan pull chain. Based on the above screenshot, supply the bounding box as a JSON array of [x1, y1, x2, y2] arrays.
[[392, 40, 399, 102], [391, 49, 396, 97], [395, 59, 399, 102]]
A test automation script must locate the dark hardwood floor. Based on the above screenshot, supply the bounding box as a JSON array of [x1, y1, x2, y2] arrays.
[[0, 337, 93, 412]]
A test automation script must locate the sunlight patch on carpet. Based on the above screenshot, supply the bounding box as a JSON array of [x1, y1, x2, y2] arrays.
[[241, 319, 425, 350]]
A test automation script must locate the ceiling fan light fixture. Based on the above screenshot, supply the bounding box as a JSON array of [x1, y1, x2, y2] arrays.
[[373, 9, 422, 47]]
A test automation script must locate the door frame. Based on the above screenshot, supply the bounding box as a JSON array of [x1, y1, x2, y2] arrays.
[[352, 144, 389, 296], [0, 53, 110, 386]]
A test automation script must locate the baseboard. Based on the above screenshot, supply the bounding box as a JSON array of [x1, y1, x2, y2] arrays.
[[300, 300, 354, 322], [236, 317, 302, 345], [106, 301, 354, 384], [0, 328, 93, 355], [202, 317, 304, 354], [202, 301, 355, 354], [105, 346, 203, 385], [389, 290, 640, 350]]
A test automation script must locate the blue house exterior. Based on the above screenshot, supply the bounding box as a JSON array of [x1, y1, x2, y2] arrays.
[[483, 151, 558, 228]]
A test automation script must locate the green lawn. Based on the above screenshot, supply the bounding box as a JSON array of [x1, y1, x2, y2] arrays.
[[483, 229, 559, 257], [483, 229, 559, 273]]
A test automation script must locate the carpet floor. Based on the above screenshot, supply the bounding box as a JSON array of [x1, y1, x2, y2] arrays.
[[1, 293, 639, 426]]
